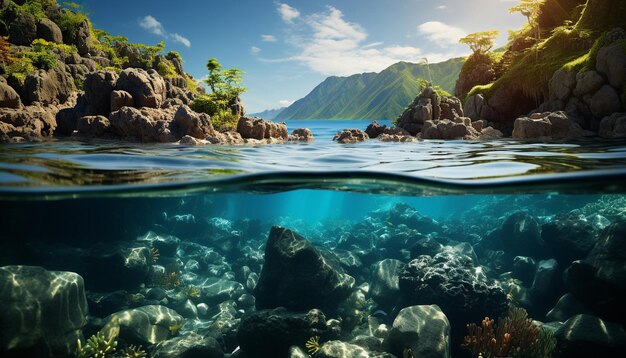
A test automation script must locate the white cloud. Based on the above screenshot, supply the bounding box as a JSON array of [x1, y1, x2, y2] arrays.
[[279, 99, 295, 107], [138, 15, 191, 48], [417, 21, 466, 47], [262, 34, 277, 42], [171, 33, 191, 48], [436, 5, 447, 10], [278, 3, 300, 23], [260, 6, 463, 76], [139, 15, 165, 36], [251, 46, 261, 54]]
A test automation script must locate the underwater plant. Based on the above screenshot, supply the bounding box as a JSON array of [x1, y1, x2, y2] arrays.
[[168, 321, 184, 335], [75, 332, 117, 358], [403, 347, 414, 358], [150, 263, 181, 289], [462, 307, 556, 358], [121, 345, 147, 358], [185, 285, 201, 298], [151, 248, 160, 263], [305, 336, 320, 355]]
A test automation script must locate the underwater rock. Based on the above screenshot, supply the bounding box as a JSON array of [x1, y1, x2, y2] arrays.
[[541, 213, 598, 266], [255, 226, 355, 312], [317, 340, 395, 358], [87, 290, 133, 318], [387, 203, 441, 234], [196, 277, 245, 306], [398, 251, 507, 340], [0, 265, 88, 357], [370, 259, 405, 308], [409, 237, 444, 258], [105, 305, 183, 345], [546, 293, 596, 322], [554, 314, 626, 358], [485, 211, 546, 261], [236, 308, 329, 357], [529, 259, 564, 316], [137, 231, 180, 258], [333, 128, 369, 143], [565, 219, 626, 325], [384, 304, 451, 358], [151, 332, 224, 358], [512, 256, 536, 285]]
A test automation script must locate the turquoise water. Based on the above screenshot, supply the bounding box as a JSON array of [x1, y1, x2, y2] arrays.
[[1, 120, 626, 357]]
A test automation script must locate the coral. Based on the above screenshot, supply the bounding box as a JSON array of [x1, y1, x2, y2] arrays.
[[168, 321, 184, 335], [151, 248, 160, 263], [121, 345, 147, 358], [305, 336, 320, 355], [185, 285, 201, 299], [75, 332, 117, 358], [403, 347, 414, 358], [462, 307, 555, 358]]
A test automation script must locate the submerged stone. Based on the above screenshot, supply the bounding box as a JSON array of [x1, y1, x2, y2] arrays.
[[384, 305, 451, 358]]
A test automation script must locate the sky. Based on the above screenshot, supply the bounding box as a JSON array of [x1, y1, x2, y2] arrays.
[[78, 0, 526, 113]]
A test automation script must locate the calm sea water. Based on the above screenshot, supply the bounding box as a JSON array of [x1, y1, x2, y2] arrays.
[[1, 119, 626, 357]]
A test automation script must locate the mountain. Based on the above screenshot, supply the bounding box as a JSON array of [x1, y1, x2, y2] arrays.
[[249, 107, 287, 120], [276, 58, 464, 120]]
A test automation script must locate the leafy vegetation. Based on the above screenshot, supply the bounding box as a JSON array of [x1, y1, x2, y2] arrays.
[[191, 58, 247, 131], [56, 5, 88, 45], [75, 331, 117, 358], [460, 31, 500, 55], [277, 58, 463, 120]]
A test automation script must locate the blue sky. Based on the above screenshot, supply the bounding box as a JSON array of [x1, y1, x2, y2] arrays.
[[78, 0, 525, 113]]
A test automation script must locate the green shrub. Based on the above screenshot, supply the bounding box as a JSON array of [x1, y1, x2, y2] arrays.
[[16, 1, 47, 20], [167, 51, 182, 61], [31, 38, 76, 57], [56, 9, 87, 45], [156, 59, 177, 78], [6, 56, 36, 84], [25, 50, 57, 70], [191, 94, 240, 131]]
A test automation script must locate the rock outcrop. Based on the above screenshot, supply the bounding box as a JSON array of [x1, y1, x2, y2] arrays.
[[115, 68, 167, 109], [333, 128, 369, 143], [236, 116, 288, 141], [512, 111, 588, 139]]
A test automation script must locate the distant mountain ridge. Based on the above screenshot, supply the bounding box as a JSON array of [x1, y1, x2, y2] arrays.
[[249, 107, 286, 120], [276, 58, 464, 120]]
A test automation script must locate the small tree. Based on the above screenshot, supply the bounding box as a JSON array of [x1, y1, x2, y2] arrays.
[[509, 0, 543, 41], [459, 30, 500, 55], [203, 57, 246, 103]]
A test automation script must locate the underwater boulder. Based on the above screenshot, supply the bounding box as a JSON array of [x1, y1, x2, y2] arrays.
[[554, 314, 626, 357], [0, 265, 88, 357], [546, 293, 596, 322], [317, 340, 396, 358], [254, 226, 355, 312], [529, 258, 565, 317], [512, 256, 537, 284], [384, 304, 451, 358], [541, 213, 598, 266], [564, 218, 626, 325], [370, 259, 405, 309], [387, 203, 441, 234], [484, 211, 547, 262], [237, 308, 330, 357], [105, 305, 183, 345], [151, 332, 223, 358]]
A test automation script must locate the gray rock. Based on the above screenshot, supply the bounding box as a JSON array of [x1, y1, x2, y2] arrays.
[[385, 305, 451, 358], [171, 105, 216, 140], [464, 93, 497, 121], [598, 112, 626, 138], [317, 340, 395, 358], [512, 256, 536, 284], [76, 115, 111, 137], [75, 19, 91, 55], [0, 105, 56, 140], [546, 293, 595, 322], [8, 13, 36, 46], [110, 90, 134, 113], [84, 71, 118, 115], [554, 314, 626, 357], [365, 121, 387, 138], [288, 128, 314, 142], [440, 96, 463, 120], [370, 259, 404, 308], [106, 305, 183, 345], [512, 111, 586, 139], [152, 333, 223, 358], [0, 266, 88, 357], [529, 259, 563, 313], [573, 71, 605, 97], [22, 67, 75, 106], [596, 43, 626, 89], [590, 85, 621, 119], [196, 277, 244, 306], [36, 18, 63, 44], [116, 68, 167, 109], [0, 79, 21, 108], [255, 226, 355, 312], [333, 128, 369, 143], [421, 119, 469, 139], [550, 69, 577, 101], [109, 106, 173, 142], [237, 116, 288, 140], [542, 213, 598, 266]]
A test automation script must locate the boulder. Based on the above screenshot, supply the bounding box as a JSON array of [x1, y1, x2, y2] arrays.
[[152, 333, 223, 358], [384, 305, 451, 358], [84, 70, 118, 115], [455, 54, 496, 99], [106, 305, 183, 345], [76, 115, 111, 137], [550, 69, 577, 101], [171, 105, 216, 140], [598, 112, 626, 138], [365, 121, 387, 138], [116, 68, 167, 109], [463, 93, 497, 122], [333, 128, 369, 143], [565, 219, 626, 325], [22, 67, 75, 106], [237, 308, 329, 357], [554, 314, 626, 357], [36, 18, 63, 44], [590, 85, 621, 119], [0, 79, 21, 108], [317, 341, 395, 358], [236, 116, 288, 140], [596, 42, 626, 89], [289, 128, 314, 142], [546, 293, 596, 322], [8, 13, 36, 46], [529, 259, 563, 314], [439, 96, 463, 120], [0, 266, 88, 357], [542, 213, 598, 266], [254, 226, 355, 312], [0, 106, 56, 141], [75, 19, 91, 55], [512, 256, 536, 285], [512, 111, 586, 139], [572, 71, 605, 97], [109, 106, 173, 142], [110, 90, 134, 113], [370, 259, 404, 308], [397, 97, 433, 135], [421, 119, 469, 139]]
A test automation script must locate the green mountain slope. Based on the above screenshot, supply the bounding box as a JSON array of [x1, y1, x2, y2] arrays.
[[276, 58, 464, 120], [249, 107, 287, 120]]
